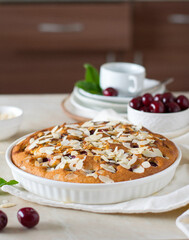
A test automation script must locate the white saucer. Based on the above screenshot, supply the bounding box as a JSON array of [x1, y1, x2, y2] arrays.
[[73, 87, 127, 113], [64, 95, 127, 120], [79, 78, 165, 104]]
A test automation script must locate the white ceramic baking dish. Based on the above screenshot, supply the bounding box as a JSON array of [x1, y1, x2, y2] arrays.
[[6, 135, 182, 205]]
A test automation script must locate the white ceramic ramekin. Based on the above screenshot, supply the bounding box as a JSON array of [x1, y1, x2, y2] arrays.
[[127, 105, 189, 133], [6, 135, 182, 205], [0, 106, 23, 140]]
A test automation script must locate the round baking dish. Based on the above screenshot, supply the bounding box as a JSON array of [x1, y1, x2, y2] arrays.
[[6, 135, 182, 205]]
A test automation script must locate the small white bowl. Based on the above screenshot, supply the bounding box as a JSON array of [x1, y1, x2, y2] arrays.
[[127, 105, 189, 133], [6, 134, 181, 204], [0, 106, 23, 140]]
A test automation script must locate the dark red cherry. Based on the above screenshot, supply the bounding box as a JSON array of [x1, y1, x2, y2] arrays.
[[142, 93, 153, 106], [0, 210, 8, 231], [166, 102, 181, 113], [154, 94, 163, 102], [17, 207, 39, 228], [129, 97, 142, 110], [176, 95, 189, 110], [103, 87, 118, 96], [140, 106, 150, 112], [162, 92, 174, 104], [149, 101, 165, 113]]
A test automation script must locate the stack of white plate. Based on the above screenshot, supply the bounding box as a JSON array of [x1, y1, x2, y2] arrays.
[[63, 79, 165, 120]]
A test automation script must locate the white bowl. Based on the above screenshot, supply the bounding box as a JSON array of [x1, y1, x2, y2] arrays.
[[0, 106, 23, 140], [6, 135, 181, 204], [127, 105, 189, 133]]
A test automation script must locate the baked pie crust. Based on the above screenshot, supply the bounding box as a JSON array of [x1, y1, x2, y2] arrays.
[[11, 121, 179, 183]]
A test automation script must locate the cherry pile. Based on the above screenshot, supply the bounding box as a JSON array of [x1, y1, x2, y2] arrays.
[[129, 92, 189, 113], [0, 207, 39, 231]]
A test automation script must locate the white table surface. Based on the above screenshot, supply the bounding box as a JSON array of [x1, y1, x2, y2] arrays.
[[0, 94, 188, 240]]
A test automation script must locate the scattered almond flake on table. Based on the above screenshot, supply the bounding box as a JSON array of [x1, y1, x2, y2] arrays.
[[99, 175, 114, 183], [0, 202, 16, 208]]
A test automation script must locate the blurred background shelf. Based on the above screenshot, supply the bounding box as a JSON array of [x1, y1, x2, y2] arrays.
[[0, 1, 188, 93]]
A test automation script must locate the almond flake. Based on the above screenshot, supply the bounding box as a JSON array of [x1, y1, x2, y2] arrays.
[[101, 155, 109, 162], [142, 161, 151, 168], [0, 202, 16, 208], [29, 138, 35, 144], [142, 148, 163, 158], [52, 132, 61, 139], [129, 155, 138, 165], [100, 164, 116, 173], [120, 162, 130, 169], [39, 146, 55, 155], [67, 129, 83, 137], [99, 175, 114, 183], [86, 173, 98, 179], [76, 160, 83, 170], [55, 161, 65, 170], [51, 125, 59, 133], [133, 166, 144, 173], [84, 134, 103, 142], [81, 121, 94, 128], [100, 137, 110, 141]]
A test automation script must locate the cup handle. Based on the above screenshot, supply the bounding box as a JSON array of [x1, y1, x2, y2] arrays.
[[128, 75, 139, 93]]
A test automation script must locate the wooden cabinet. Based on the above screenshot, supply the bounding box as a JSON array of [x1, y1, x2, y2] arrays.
[[0, 3, 132, 93], [133, 2, 189, 91], [0, 2, 188, 93]]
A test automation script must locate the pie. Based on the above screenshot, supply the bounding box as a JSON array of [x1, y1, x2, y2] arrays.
[[11, 121, 179, 183]]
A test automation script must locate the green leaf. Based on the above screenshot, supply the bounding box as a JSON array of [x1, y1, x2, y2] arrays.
[[84, 64, 100, 85], [76, 80, 102, 94], [0, 178, 18, 187]]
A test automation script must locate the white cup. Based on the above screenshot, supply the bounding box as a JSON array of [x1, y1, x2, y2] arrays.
[[100, 62, 146, 97]]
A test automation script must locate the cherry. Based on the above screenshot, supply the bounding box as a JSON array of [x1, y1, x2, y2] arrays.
[[166, 102, 181, 113], [142, 93, 153, 106], [176, 95, 189, 110], [140, 106, 150, 112], [154, 94, 163, 102], [129, 97, 142, 110], [149, 101, 165, 113], [103, 87, 118, 97], [0, 210, 8, 231], [162, 92, 174, 104], [17, 207, 39, 228]]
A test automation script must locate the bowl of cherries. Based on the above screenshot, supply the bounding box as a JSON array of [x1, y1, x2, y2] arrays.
[[128, 92, 189, 133]]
